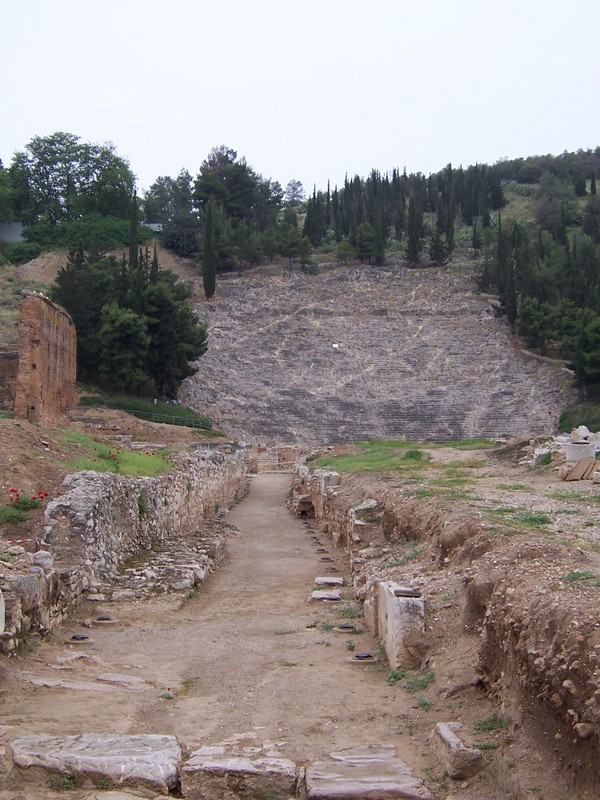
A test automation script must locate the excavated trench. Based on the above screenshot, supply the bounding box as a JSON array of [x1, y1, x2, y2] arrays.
[[4, 456, 598, 800]]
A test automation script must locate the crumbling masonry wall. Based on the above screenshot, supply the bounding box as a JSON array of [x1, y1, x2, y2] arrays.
[[0, 450, 248, 654], [13, 292, 76, 425]]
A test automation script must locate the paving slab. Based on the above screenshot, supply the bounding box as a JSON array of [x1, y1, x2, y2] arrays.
[[181, 745, 297, 799], [304, 743, 432, 799], [9, 733, 181, 794]]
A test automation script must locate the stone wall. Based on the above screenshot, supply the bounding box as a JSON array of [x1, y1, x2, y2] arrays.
[[0, 450, 248, 653], [0, 350, 18, 409], [13, 292, 76, 425]]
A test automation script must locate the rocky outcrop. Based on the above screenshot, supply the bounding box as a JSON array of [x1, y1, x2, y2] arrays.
[[180, 265, 575, 445]]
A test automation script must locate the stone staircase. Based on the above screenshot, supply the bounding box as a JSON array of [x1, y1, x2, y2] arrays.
[[180, 263, 576, 445]]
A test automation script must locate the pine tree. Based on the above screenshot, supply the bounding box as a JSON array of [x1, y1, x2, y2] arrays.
[[202, 200, 216, 300]]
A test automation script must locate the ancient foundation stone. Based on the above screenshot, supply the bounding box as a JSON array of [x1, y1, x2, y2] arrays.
[[428, 722, 484, 779], [181, 746, 297, 799], [376, 581, 425, 669], [9, 733, 182, 793], [303, 743, 432, 799]]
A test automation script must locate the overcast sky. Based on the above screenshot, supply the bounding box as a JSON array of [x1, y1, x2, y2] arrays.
[[3, 0, 599, 195]]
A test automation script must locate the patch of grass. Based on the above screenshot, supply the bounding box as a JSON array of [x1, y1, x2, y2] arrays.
[[475, 712, 508, 733], [60, 432, 174, 477], [346, 640, 355, 651], [0, 507, 28, 523], [386, 543, 426, 568], [78, 393, 212, 430], [397, 713, 418, 735], [496, 484, 532, 492], [402, 668, 435, 694], [179, 677, 196, 693], [519, 512, 552, 527], [387, 669, 408, 685], [417, 696, 432, 712], [473, 741, 501, 750], [281, 660, 299, 667], [338, 604, 363, 619], [563, 570, 600, 586], [430, 476, 473, 487], [48, 773, 83, 791]]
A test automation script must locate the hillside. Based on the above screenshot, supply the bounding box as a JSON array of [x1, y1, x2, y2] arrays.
[[180, 258, 576, 445]]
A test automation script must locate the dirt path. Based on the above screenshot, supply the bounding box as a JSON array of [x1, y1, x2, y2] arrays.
[[1, 472, 444, 797]]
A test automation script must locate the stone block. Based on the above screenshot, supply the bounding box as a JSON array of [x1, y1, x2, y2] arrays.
[[377, 581, 425, 669], [310, 590, 342, 602], [181, 749, 297, 799], [429, 722, 484, 779], [10, 733, 182, 793], [304, 743, 432, 799]]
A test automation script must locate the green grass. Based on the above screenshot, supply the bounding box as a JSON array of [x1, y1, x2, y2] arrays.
[[401, 669, 435, 694], [0, 507, 28, 524], [475, 712, 508, 733], [496, 484, 532, 492], [314, 439, 495, 474], [60, 432, 174, 477], [563, 570, 600, 586], [78, 393, 212, 430]]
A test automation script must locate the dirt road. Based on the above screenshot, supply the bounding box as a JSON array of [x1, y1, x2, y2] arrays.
[[1, 473, 438, 797]]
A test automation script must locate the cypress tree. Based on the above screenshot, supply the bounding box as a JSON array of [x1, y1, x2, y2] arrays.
[[203, 200, 216, 300], [129, 192, 138, 268], [591, 172, 597, 196]]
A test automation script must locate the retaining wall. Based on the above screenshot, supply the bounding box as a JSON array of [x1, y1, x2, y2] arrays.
[[0, 450, 248, 654]]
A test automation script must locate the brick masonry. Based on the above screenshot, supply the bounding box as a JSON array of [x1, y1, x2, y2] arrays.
[[13, 292, 77, 425]]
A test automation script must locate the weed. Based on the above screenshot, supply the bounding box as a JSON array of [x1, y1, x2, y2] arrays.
[[386, 543, 426, 568], [473, 741, 501, 750], [0, 506, 28, 523], [397, 713, 418, 735], [563, 570, 600, 586], [48, 773, 82, 791], [422, 766, 446, 786], [95, 778, 109, 789], [179, 677, 196, 693], [317, 622, 335, 632], [338, 604, 362, 619], [496, 484, 532, 492], [281, 660, 298, 667], [138, 489, 150, 517], [417, 696, 432, 712], [387, 669, 408, 686], [187, 589, 197, 599], [402, 668, 435, 694], [475, 712, 508, 732], [346, 640, 355, 651]]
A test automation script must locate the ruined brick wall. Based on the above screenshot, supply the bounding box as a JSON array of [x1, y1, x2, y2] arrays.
[[13, 293, 76, 425], [0, 351, 18, 409]]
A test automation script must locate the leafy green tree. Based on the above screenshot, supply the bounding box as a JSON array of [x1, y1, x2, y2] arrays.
[[406, 197, 423, 263], [429, 230, 449, 265], [356, 222, 376, 263], [98, 303, 150, 393], [0, 160, 12, 222], [283, 179, 305, 208], [9, 132, 134, 226], [202, 200, 216, 299], [143, 274, 208, 397], [51, 251, 117, 379], [336, 237, 355, 265], [517, 298, 556, 355]]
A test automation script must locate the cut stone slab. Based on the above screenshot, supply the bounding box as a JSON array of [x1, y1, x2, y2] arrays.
[[315, 576, 344, 587], [181, 747, 297, 799], [304, 743, 432, 799], [310, 590, 341, 602], [429, 722, 484, 779], [16, 672, 117, 692], [96, 673, 149, 691], [9, 732, 181, 793]]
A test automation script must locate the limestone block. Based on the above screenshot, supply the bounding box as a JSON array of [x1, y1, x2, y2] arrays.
[[310, 590, 342, 602], [304, 743, 432, 799], [10, 733, 182, 793], [314, 576, 344, 587], [429, 723, 484, 779], [181, 750, 297, 799], [377, 581, 425, 669]]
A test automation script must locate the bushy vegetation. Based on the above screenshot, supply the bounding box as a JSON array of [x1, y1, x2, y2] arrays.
[[79, 393, 211, 430], [62, 431, 174, 476]]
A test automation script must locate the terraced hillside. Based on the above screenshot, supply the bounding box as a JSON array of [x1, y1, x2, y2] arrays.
[[180, 263, 576, 445]]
